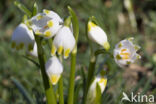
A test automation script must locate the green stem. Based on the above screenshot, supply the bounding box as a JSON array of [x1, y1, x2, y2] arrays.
[[58, 75, 64, 104], [86, 56, 96, 91], [58, 56, 64, 104], [67, 6, 79, 104], [83, 55, 96, 104], [67, 50, 77, 104], [35, 36, 57, 104]]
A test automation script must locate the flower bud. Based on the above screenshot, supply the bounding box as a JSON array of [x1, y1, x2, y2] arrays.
[[114, 37, 141, 67], [86, 75, 107, 104], [27, 9, 63, 38], [11, 23, 35, 51], [51, 26, 75, 59], [45, 56, 63, 85], [88, 21, 110, 51]]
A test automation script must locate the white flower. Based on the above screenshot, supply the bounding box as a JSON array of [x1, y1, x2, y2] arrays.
[[88, 21, 110, 50], [27, 9, 63, 38], [28, 43, 38, 57], [114, 37, 141, 67], [45, 56, 63, 85], [86, 75, 107, 104], [11, 23, 35, 51], [51, 26, 76, 59], [124, 0, 132, 11]]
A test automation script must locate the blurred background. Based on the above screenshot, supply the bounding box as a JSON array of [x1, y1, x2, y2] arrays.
[[0, 0, 156, 104]]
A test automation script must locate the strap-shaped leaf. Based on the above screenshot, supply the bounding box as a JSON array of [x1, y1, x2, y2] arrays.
[[68, 6, 79, 43], [74, 83, 82, 104], [11, 77, 34, 104]]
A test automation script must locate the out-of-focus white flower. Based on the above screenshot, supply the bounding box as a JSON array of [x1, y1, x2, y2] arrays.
[[45, 56, 63, 85], [124, 0, 132, 11], [27, 9, 63, 38], [86, 75, 107, 104], [51, 26, 75, 59], [88, 21, 110, 51], [114, 37, 141, 67], [28, 43, 38, 57], [11, 23, 35, 51]]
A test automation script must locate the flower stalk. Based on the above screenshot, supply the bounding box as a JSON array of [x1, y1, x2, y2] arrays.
[[58, 75, 64, 104], [67, 6, 79, 104], [58, 55, 64, 104], [35, 35, 57, 104]]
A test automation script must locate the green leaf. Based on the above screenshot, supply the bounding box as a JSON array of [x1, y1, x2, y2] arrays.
[[14, 1, 32, 17], [95, 83, 102, 104], [11, 77, 34, 104], [80, 66, 86, 92], [32, 2, 38, 16], [68, 6, 79, 43], [74, 83, 82, 104]]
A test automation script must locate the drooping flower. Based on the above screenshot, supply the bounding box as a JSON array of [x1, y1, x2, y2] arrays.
[[88, 21, 110, 51], [86, 74, 107, 104], [26, 9, 63, 38], [45, 56, 63, 85], [51, 26, 76, 59], [114, 37, 141, 67], [11, 23, 35, 51]]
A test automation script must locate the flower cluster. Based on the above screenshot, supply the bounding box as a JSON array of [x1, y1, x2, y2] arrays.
[[11, 9, 76, 85]]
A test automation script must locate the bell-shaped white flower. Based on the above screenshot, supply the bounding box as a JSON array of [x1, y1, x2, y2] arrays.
[[11, 23, 35, 51], [28, 43, 38, 57], [114, 37, 141, 67], [86, 75, 107, 104], [45, 56, 63, 85], [26, 9, 63, 38], [88, 21, 110, 50], [51, 26, 76, 59]]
